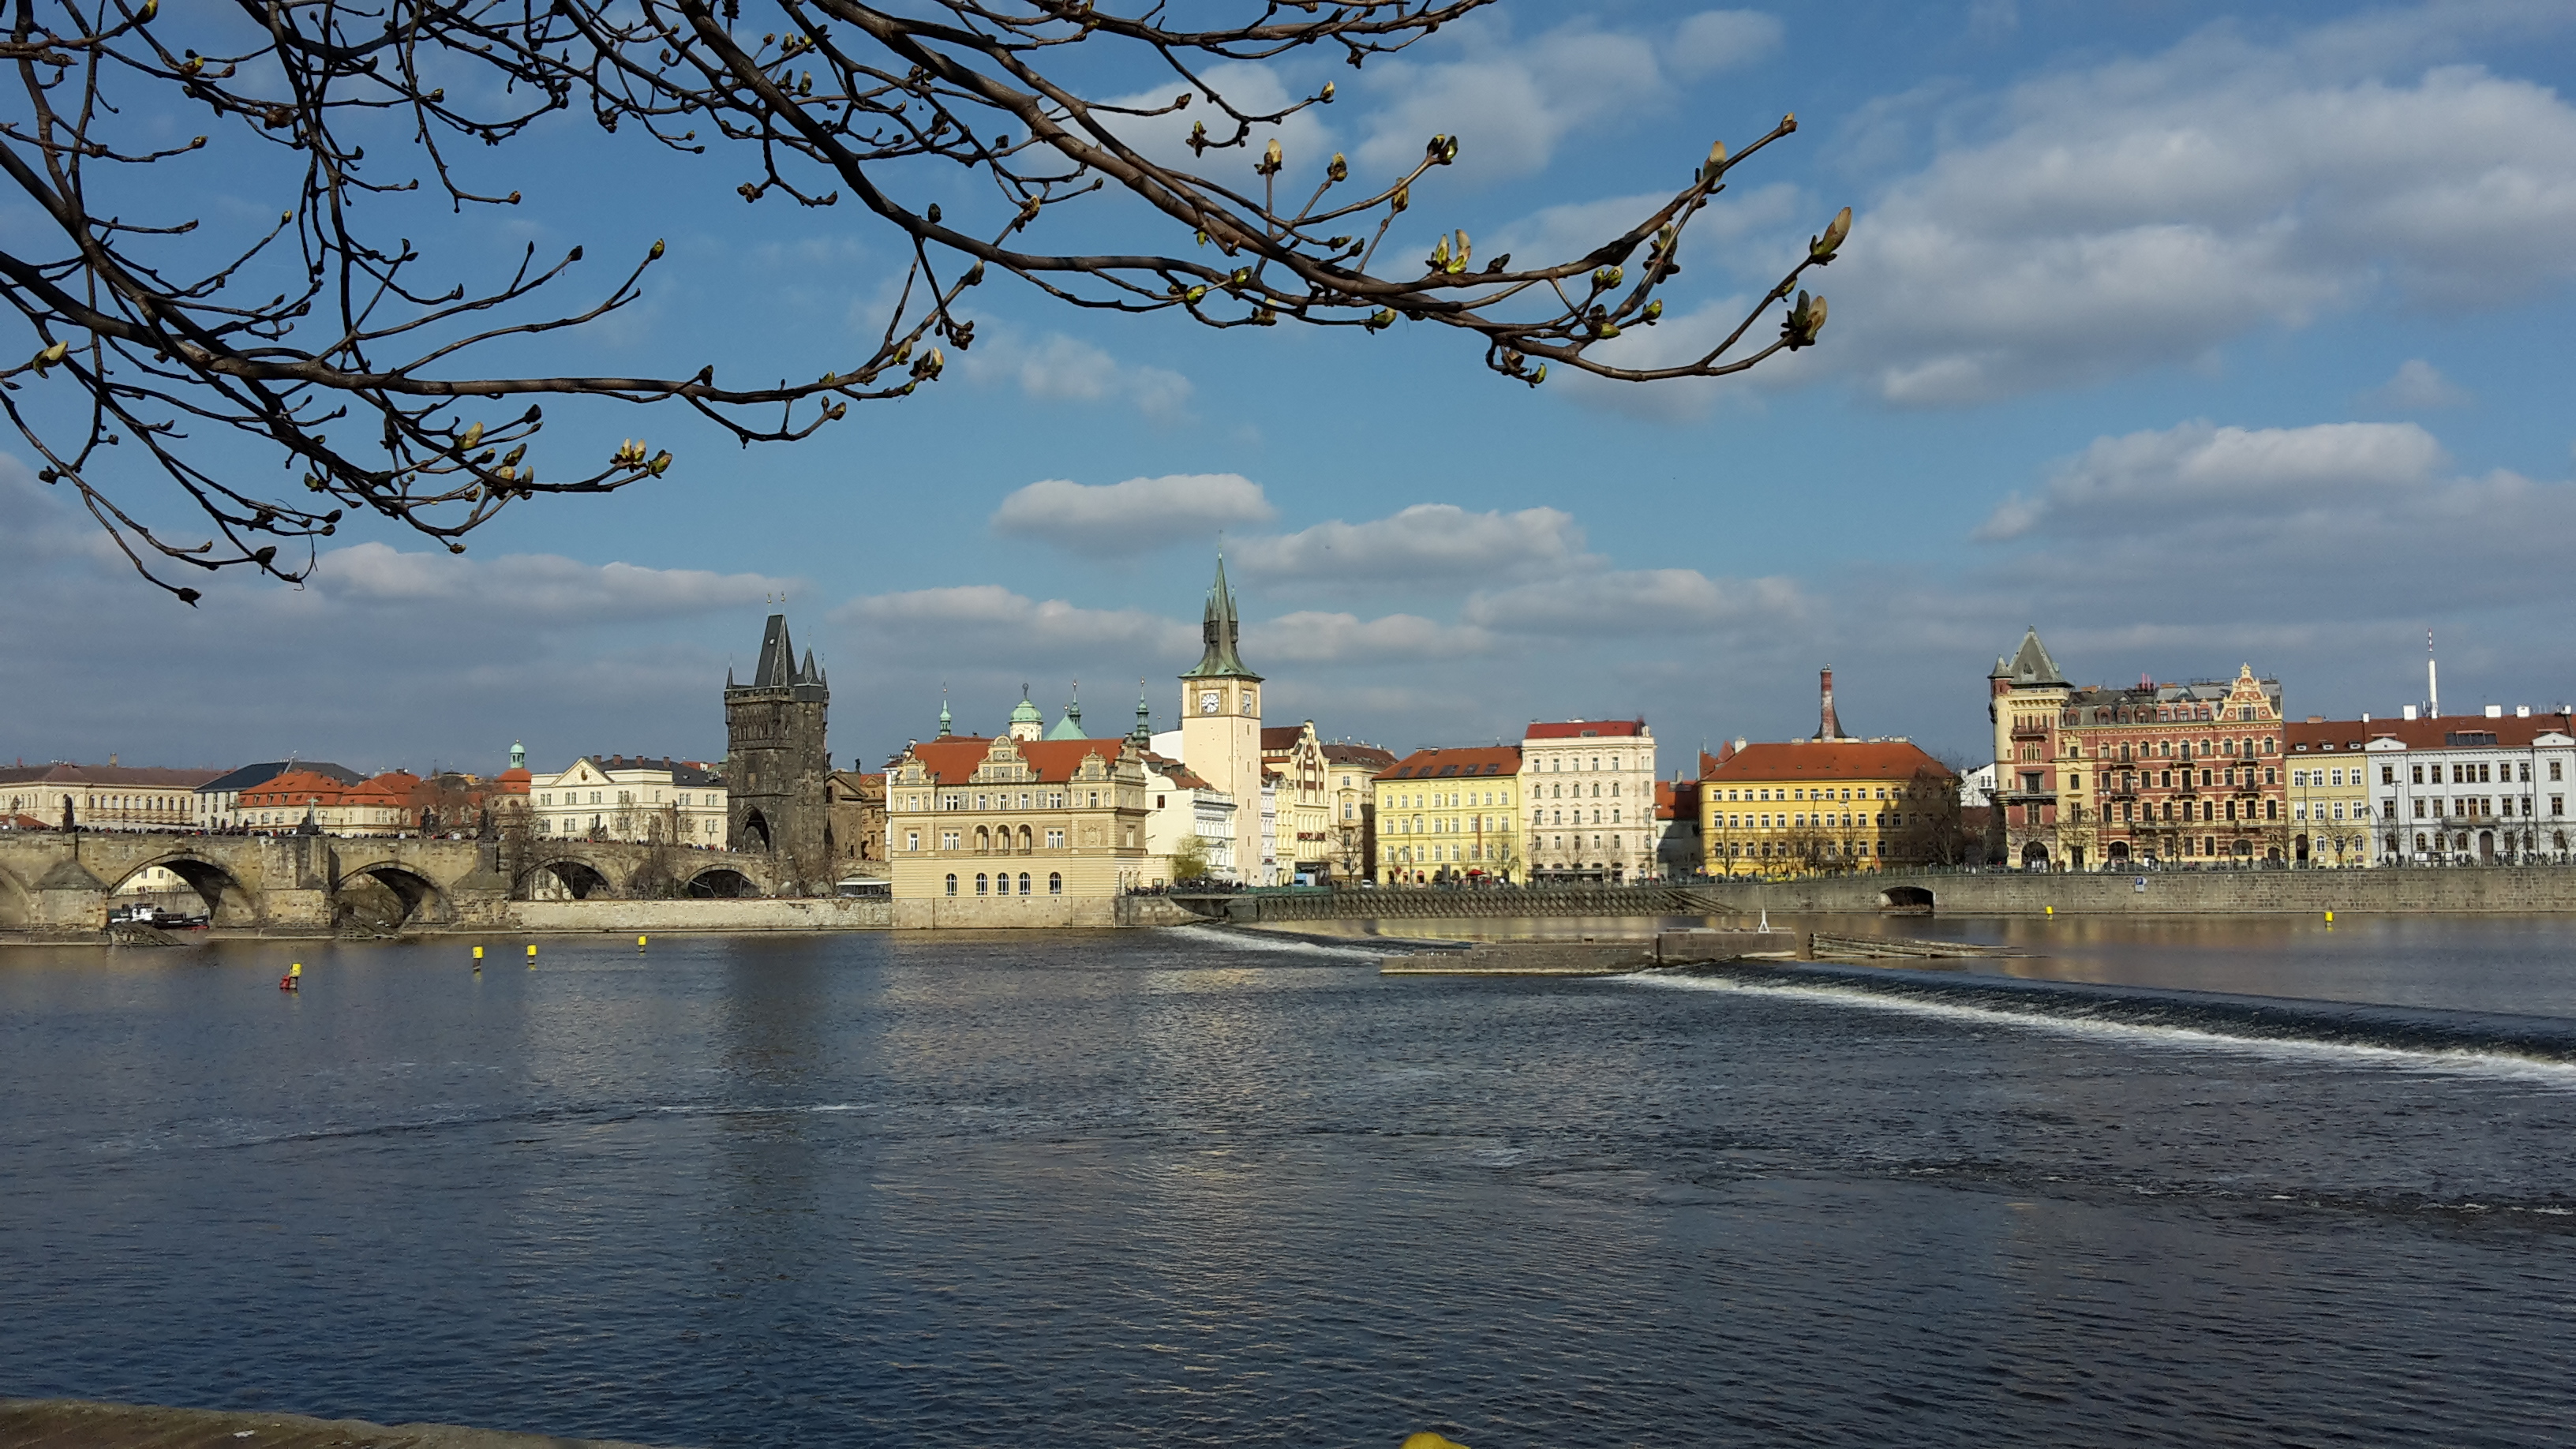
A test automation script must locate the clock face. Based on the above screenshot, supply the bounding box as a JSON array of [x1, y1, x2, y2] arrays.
[[1241, 690, 1257, 715], [1199, 690, 1222, 715]]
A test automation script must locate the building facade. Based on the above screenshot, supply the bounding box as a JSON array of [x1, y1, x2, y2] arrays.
[[1654, 777, 1702, 878], [884, 733, 1152, 926], [193, 761, 364, 829], [1519, 720, 1657, 883], [826, 769, 888, 879], [531, 756, 728, 844], [1261, 722, 1335, 883], [1991, 628, 2288, 869], [1323, 742, 1395, 882], [1139, 751, 1237, 883], [0, 762, 224, 831], [2361, 711, 2576, 864], [1698, 740, 1956, 874], [2286, 720, 2375, 867], [1373, 746, 1523, 885], [724, 613, 833, 893]]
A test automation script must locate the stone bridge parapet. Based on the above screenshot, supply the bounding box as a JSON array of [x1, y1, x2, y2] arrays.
[[0, 831, 787, 935]]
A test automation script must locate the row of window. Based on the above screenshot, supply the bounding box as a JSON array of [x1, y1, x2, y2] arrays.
[[2408, 797, 2562, 818], [944, 871, 1063, 896], [2097, 766, 2278, 792], [1714, 841, 1890, 858], [915, 790, 1092, 811], [2106, 799, 2280, 822], [2062, 703, 2270, 725], [537, 790, 705, 807], [1711, 785, 1908, 803], [2078, 738, 2278, 766], [1713, 811, 1927, 830], [536, 815, 721, 834], [1384, 789, 1514, 809], [906, 826, 1071, 851]]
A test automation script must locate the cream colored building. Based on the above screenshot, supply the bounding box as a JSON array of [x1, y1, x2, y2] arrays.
[[0, 760, 223, 830], [1261, 722, 1335, 883], [1323, 742, 1396, 879], [1520, 720, 1657, 883], [532, 755, 728, 844], [1140, 751, 1237, 883], [2286, 719, 2374, 867], [886, 733, 1152, 926]]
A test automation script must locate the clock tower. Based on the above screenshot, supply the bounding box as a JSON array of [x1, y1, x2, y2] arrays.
[[1179, 553, 1264, 882]]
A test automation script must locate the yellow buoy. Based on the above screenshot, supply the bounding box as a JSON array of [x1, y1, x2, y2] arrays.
[[2323, 910, 2334, 923], [1402, 1436, 1473, 1449], [2045, 904, 2054, 917], [472, 945, 484, 960], [289, 962, 302, 977], [638, 935, 648, 950], [527, 943, 538, 968]]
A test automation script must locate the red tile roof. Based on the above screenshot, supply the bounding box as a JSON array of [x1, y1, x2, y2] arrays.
[[1526, 720, 1646, 739], [1702, 740, 1953, 784], [1322, 743, 1398, 769], [1140, 752, 1216, 792], [1376, 745, 1523, 781], [2318, 713, 2576, 751], [0, 762, 225, 788], [1656, 779, 1701, 822], [1260, 726, 1311, 750]]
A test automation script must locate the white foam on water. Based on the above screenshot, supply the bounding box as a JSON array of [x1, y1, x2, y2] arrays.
[[1164, 924, 1393, 964], [1619, 971, 2576, 1086]]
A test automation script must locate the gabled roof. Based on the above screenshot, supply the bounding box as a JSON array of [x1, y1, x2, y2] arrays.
[[0, 762, 226, 788], [1321, 742, 1397, 769], [2342, 713, 2576, 751], [1702, 740, 1953, 784], [1376, 745, 1522, 781], [1992, 627, 2068, 687], [198, 760, 364, 793], [1140, 751, 1217, 792], [1260, 725, 1312, 750], [1656, 779, 1700, 821], [901, 736, 1129, 785], [1526, 720, 1646, 740]]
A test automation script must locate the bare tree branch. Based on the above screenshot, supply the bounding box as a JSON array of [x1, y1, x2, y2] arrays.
[[0, 0, 1843, 601]]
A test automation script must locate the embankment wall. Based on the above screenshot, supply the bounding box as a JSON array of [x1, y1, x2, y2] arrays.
[[504, 897, 893, 932], [1698, 867, 2576, 916]]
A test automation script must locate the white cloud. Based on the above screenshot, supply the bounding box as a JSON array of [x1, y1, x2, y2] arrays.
[[1232, 504, 1592, 583], [1975, 420, 2447, 540], [1352, 13, 1754, 185], [958, 328, 1194, 421], [310, 542, 788, 620], [1818, 32, 2576, 404], [833, 584, 1195, 658], [1669, 11, 1785, 77], [1246, 610, 1494, 664], [1099, 61, 1336, 185], [990, 474, 1275, 556], [1464, 568, 1807, 635], [2359, 358, 2473, 412]]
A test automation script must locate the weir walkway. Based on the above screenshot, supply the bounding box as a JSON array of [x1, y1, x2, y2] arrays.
[[0, 830, 785, 934]]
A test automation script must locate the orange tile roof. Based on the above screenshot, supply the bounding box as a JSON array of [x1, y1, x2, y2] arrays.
[[1656, 779, 1701, 822], [1140, 751, 1216, 792], [1702, 740, 1953, 784], [1260, 726, 1310, 750], [1526, 719, 1646, 739], [1376, 745, 1522, 781]]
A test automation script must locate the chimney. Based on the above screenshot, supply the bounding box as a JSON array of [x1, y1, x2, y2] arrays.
[[1817, 666, 1843, 741]]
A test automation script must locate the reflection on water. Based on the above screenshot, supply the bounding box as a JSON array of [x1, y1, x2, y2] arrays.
[[4, 929, 2574, 1448]]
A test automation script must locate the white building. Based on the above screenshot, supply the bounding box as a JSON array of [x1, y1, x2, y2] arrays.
[[1957, 762, 1997, 809], [1520, 720, 1657, 884], [1139, 751, 1237, 883], [532, 754, 728, 844], [2362, 710, 2576, 864]]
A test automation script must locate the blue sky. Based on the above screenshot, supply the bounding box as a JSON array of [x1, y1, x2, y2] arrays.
[[6, 0, 2574, 778]]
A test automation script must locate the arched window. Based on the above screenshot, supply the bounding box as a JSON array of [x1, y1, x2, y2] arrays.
[[975, 873, 989, 895], [1048, 871, 1063, 896], [944, 873, 957, 896], [1019, 826, 1033, 851], [975, 826, 990, 852], [1018, 872, 1032, 895]]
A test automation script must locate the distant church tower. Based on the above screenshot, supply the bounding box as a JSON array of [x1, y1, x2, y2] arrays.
[[1179, 555, 1264, 882], [724, 613, 831, 893]]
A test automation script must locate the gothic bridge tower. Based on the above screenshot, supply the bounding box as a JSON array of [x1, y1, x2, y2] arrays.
[[725, 613, 832, 893]]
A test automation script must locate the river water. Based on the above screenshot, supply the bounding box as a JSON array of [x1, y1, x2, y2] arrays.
[[5, 922, 2574, 1447]]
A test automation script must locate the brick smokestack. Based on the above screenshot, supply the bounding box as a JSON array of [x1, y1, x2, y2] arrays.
[[1817, 665, 1843, 740]]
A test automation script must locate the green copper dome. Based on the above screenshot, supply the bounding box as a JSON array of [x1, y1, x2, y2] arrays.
[[1009, 685, 1045, 728]]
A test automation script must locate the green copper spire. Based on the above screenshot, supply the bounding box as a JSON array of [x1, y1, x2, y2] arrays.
[[1046, 682, 1088, 739], [1129, 680, 1153, 749], [1181, 552, 1260, 680], [937, 686, 953, 738], [1009, 684, 1045, 730]]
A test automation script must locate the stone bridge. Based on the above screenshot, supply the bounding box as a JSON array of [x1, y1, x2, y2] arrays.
[[0, 831, 788, 934]]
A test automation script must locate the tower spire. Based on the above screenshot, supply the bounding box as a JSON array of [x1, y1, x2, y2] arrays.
[[1181, 551, 1259, 680], [1129, 679, 1153, 749]]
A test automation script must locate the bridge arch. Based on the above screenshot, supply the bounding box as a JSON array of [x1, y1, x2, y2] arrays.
[[516, 856, 619, 900], [1878, 885, 1935, 915], [331, 861, 450, 930], [686, 866, 760, 898], [0, 862, 30, 929], [110, 854, 258, 927]]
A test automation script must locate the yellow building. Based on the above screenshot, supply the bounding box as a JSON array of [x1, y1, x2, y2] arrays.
[[886, 732, 1151, 927], [1698, 739, 1957, 875], [1372, 746, 1523, 885], [2286, 718, 2374, 867], [1261, 721, 1336, 882]]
